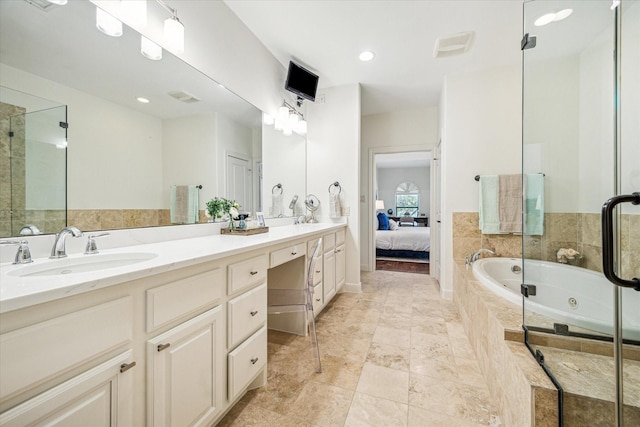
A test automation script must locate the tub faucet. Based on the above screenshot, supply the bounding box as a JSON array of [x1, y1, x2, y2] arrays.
[[50, 226, 83, 259], [466, 248, 497, 266]]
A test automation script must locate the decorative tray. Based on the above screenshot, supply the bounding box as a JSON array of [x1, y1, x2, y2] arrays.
[[220, 226, 269, 236]]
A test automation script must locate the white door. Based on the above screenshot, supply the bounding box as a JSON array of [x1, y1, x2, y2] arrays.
[[227, 154, 252, 213], [431, 141, 442, 281]]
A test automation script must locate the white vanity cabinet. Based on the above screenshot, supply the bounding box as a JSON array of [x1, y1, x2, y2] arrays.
[[335, 229, 346, 292], [147, 306, 225, 427], [0, 224, 347, 426]]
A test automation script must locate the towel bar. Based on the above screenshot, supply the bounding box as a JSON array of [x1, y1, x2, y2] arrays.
[[328, 181, 341, 194], [272, 183, 283, 195]]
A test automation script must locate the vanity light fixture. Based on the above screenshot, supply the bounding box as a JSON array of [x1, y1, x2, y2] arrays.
[[267, 101, 308, 136], [156, 0, 184, 54], [534, 8, 573, 26], [278, 105, 290, 123], [141, 36, 162, 60], [96, 7, 123, 37], [359, 50, 375, 62]]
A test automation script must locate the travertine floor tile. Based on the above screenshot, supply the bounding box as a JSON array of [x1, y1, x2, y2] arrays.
[[356, 362, 410, 404], [219, 269, 501, 427], [344, 392, 408, 427]]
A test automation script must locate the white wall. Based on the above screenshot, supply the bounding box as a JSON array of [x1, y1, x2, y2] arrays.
[[307, 84, 361, 290], [1, 63, 164, 210], [360, 107, 438, 270], [162, 114, 217, 209], [377, 166, 430, 217], [440, 64, 522, 297], [261, 127, 306, 217]]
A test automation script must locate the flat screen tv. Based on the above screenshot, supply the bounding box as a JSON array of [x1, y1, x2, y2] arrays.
[[285, 61, 319, 102]]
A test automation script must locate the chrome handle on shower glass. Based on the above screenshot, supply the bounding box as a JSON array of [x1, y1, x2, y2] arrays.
[[601, 192, 640, 291]]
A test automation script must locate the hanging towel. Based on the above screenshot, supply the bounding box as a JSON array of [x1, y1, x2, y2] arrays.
[[329, 193, 342, 218], [478, 175, 503, 234], [498, 174, 522, 233], [524, 173, 544, 235], [272, 193, 284, 217], [170, 185, 199, 224]]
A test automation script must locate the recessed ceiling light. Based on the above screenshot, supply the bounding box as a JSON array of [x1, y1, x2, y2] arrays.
[[535, 9, 573, 26], [359, 51, 375, 62], [137, 97, 150, 103]]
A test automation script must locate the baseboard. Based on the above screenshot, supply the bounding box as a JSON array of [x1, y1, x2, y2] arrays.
[[342, 281, 362, 293], [441, 288, 453, 300]]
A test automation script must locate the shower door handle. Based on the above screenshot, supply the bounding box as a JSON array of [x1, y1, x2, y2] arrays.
[[601, 192, 640, 291]]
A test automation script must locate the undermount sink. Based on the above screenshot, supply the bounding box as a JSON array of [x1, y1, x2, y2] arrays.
[[8, 252, 158, 277]]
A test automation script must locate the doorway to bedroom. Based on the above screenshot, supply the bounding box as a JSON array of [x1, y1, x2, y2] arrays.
[[373, 151, 431, 275]]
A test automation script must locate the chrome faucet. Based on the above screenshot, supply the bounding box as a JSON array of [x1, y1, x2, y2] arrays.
[[19, 224, 41, 236], [294, 215, 307, 225], [50, 226, 83, 259], [1, 240, 33, 264], [466, 248, 497, 266]]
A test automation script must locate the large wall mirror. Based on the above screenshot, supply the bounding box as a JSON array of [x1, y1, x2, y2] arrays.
[[0, 0, 306, 238]]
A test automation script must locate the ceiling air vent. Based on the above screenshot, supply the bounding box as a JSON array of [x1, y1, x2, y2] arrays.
[[23, 0, 59, 12], [433, 31, 475, 58], [168, 91, 201, 104]]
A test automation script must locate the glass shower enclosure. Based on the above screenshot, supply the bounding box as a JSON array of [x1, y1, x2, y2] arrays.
[[522, 0, 639, 426]]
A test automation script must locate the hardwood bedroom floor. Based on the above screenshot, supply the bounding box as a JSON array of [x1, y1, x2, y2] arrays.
[[376, 259, 430, 275], [217, 270, 500, 426]]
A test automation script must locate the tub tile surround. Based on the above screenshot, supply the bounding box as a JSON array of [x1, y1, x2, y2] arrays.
[[218, 270, 502, 427], [452, 260, 559, 426], [452, 211, 639, 278]]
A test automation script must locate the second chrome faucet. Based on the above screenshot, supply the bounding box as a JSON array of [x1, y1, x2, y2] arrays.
[[50, 226, 84, 259]]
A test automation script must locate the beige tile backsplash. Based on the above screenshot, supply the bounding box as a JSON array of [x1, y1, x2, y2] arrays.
[[452, 211, 639, 277]]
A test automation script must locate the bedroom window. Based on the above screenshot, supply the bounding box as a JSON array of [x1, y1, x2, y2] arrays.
[[395, 181, 419, 217]]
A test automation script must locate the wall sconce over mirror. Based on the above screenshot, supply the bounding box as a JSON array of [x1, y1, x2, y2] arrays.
[[263, 100, 307, 136]]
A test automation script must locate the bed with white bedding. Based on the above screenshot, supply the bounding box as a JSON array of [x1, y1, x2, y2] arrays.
[[375, 227, 430, 259]]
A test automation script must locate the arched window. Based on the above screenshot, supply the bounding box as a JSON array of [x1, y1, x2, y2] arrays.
[[395, 182, 419, 217]]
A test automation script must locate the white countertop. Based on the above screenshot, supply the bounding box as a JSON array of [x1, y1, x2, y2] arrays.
[[0, 223, 345, 314]]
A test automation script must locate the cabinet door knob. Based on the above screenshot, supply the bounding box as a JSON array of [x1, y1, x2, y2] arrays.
[[335, 249, 341, 253], [291, 251, 297, 256], [119, 361, 136, 373], [250, 357, 259, 365], [250, 270, 258, 275], [250, 310, 259, 316], [157, 343, 171, 352], [315, 270, 321, 273], [315, 298, 321, 302]]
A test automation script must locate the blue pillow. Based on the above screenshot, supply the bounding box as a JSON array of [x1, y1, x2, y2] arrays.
[[377, 212, 389, 230]]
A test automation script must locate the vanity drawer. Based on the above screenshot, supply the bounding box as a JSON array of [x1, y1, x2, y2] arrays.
[[323, 233, 335, 250], [0, 297, 132, 401], [228, 283, 267, 348], [270, 243, 306, 268], [146, 268, 223, 332], [228, 326, 267, 401], [336, 229, 346, 246], [228, 254, 268, 295]]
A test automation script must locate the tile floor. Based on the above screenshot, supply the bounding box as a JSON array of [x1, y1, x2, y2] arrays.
[[217, 270, 502, 426]]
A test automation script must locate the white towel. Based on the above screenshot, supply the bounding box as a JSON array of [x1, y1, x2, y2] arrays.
[[170, 185, 199, 224], [329, 193, 341, 218], [478, 175, 503, 234], [272, 194, 284, 217]]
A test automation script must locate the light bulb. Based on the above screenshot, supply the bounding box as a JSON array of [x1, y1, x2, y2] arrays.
[[164, 16, 184, 54], [96, 7, 123, 37], [141, 36, 162, 60], [289, 112, 299, 128], [283, 125, 293, 136], [278, 106, 289, 122], [263, 114, 275, 126], [274, 119, 284, 131], [296, 119, 307, 135]]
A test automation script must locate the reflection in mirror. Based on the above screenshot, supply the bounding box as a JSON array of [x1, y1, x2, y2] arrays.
[[0, 0, 303, 237], [261, 125, 306, 218], [0, 87, 67, 237]]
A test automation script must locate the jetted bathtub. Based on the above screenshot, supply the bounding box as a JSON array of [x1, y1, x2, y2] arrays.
[[472, 257, 640, 341]]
